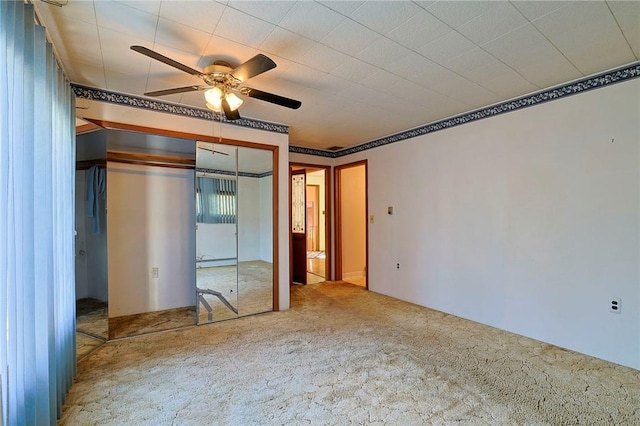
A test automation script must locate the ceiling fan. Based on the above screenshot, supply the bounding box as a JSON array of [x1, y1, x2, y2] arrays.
[[130, 46, 301, 121]]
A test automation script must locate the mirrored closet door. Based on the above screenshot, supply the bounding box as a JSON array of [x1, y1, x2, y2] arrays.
[[195, 142, 274, 324], [195, 142, 239, 324]]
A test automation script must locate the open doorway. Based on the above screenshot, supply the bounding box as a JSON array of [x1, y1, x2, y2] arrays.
[[335, 161, 368, 288], [290, 164, 331, 285]]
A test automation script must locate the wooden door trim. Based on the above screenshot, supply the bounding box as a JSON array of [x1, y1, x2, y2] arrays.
[[289, 162, 332, 281], [334, 160, 368, 289]]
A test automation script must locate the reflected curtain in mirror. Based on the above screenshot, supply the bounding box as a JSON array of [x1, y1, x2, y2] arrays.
[[196, 177, 236, 224]]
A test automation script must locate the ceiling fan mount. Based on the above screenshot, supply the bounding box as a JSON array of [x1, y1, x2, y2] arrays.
[[130, 46, 301, 121]]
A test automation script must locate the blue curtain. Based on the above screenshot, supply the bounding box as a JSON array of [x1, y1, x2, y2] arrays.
[[196, 177, 236, 224], [0, 2, 76, 425]]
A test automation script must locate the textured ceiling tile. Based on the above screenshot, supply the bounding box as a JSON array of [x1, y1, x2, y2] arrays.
[[417, 30, 477, 64], [94, 1, 158, 40], [349, 0, 423, 34], [437, 76, 502, 108], [260, 27, 317, 62], [202, 35, 258, 68], [559, 34, 636, 77], [510, 1, 570, 21], [226, 1, 295, 25], [214, 7, 275, 48], [105, 68, 153, 96], [517, 52, 581, 88], [608, 0, 640, 58], [483, 24, 559, 68], [532, 2, 612, 40], [385, 54, 458, 89], [317, 1, 365, 16], [159, 1, 225, 33], [479, 69, 540, 99], [358, 69, 399, 91], [155, 17, 212, 56], [439, 47, 496, 76], [461, 59, 523, 90], [278, 2, 346, 41], [41, 0, 97, 25], [99, 27, 153, 76], [426, 1, 498, 29], [297, 44, 350, 73], [49, 15, 103, 67], [384, 52, 433, 79], [386, 10, 452, 51], [386, 79, 439, 107], [355, 37, 413, 68], [533, 2, 635, 74], [321, 20, 381, 56], [285, 63, 329, 90], [67, 59, 107, 88], [115, 1, 161, 15], [330, 58, 380, 83], [334, 79, 379, 101], [457, 2, 528, 45], [147, 60, 193, 88]]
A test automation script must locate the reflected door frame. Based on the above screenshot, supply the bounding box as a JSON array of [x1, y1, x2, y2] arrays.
[[289, 163, 332, 284]]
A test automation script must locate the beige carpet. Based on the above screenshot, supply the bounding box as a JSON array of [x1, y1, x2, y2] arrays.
[[61, 282, 640, 425], [76, 298, 108, 340], [197, 260, 273, 323]]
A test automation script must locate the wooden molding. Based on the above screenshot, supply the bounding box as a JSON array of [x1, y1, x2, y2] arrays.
[[75, 122, 102, 135], [272, 145, 280, 311], [107, 151, 195, 170]]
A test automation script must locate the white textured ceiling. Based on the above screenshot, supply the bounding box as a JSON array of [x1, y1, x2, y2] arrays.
[[35, 1, 639, 151]]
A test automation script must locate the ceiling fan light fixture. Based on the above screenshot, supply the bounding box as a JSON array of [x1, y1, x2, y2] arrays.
[[225, 92, 243, 111], [204, 87, 223, 109], [205, 102, 222, 112]]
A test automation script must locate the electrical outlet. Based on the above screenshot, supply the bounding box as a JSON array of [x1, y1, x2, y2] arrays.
[[396, 263, 400, 270], [151, 267, 159, 278], [610, 298, 621, 314]]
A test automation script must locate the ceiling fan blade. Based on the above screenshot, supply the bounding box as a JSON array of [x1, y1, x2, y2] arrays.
[[242, 87, 302, 109], [221, 98, 241, 120], [131, 45, 202, 77], [144, 85, 203, 97], [230, 54, 276, 82]]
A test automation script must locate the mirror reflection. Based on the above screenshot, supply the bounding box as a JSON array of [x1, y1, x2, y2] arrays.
[[237, 146, 273, 317], [195, 142, 274, 324], [196, 143, 239, 324]]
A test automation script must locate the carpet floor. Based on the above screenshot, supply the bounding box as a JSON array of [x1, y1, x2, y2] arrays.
[[60, 281, 640, 425]]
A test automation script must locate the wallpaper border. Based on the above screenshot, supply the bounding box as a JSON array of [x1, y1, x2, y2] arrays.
[[72, 84, 289, 135]]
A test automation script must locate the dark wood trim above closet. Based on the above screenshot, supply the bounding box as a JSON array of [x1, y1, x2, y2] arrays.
[[107, 151, 195, 170], [83, 119, 279, 152]]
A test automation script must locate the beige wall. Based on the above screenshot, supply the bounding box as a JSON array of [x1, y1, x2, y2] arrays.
[[336, 78, 640, 370]]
